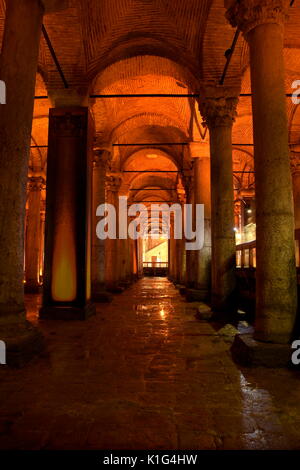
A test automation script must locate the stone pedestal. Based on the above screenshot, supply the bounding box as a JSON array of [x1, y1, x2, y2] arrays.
[[231, 333, 292, 368], [226, 0, 297, 344], [40, 107, 95, 320], [199, 86, 239, 313]]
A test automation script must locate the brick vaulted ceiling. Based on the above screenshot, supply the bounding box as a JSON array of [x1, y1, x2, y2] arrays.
[[1, 0, 300, 197]]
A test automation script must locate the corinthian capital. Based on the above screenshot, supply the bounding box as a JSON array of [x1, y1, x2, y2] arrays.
[[27, 176, 45, 192], [93, 149, 111, 170], [225, 0, 289, 36], [198, 85, 240, 129], [105, 174, 122, 192]]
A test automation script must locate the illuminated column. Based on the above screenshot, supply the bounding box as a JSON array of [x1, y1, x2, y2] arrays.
[[105, 175, 122, 292], [25, 176, 44, 292], [91, 150, 112, 301], [291, 153, 300, 230], [39, 209, 46, 284], [199, 86, 239, 312], [226, 0, 297, 343], [40, 106, 95, 320], [178, 193, 187, 285], [0, 0, 66, 365], [184, 174, 197, 287], [118, 184, 131, 287], [190, 142, 212, 299]]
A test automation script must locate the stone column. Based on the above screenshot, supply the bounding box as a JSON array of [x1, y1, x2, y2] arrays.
[[91, 150, 112, 302], [0, 0, 60, 366], [291, 153, 300, 267], [39, 209, 46, 284], [183, 174, 197, 288], [199, 86, 239, 312], [105, 175, 123, 292], [190, 141, 212, 300], [118, 184, 131, 288], [291, 153, 300, 230], [226, 0, 297, 343], [25, 176, 44, 293], [40, 106, 95, 320], [178, 193, 187, 285]]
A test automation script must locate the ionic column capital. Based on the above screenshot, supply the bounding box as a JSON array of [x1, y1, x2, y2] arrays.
[[198, 85, 240, 129], [225, 0, 289, 36], [27, 176, 45, 192]]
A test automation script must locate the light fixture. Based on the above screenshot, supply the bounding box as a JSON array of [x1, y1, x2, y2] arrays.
[[146, 154, 158, 159]]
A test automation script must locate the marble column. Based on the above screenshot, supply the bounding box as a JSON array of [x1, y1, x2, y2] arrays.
[[291, 153, 300, 230], [40, 106, 95, 320], [0, 0, 57, 365], [91, 150, 112, 302], [291, 153, 300, 267], [190, 141, 212, 300], [226, 0, 297, 343], [118, 185, 131, 288], [184, 174, 197, 287], [105, 175, 123, 292], [178, 193, 187, 285], [25, 176, 44, 293], [39, 210, 46, 285], [199, 86, 239, 312]]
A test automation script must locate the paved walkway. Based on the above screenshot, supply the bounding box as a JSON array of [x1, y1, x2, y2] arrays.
[[1, 278, 300, 449]]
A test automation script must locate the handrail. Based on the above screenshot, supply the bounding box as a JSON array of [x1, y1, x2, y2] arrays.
[[143, 262, 168, 268]]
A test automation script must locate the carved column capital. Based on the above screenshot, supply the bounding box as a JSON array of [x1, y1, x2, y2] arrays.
[[225, 0, 289, 36], [198, 85, 240, 129], [27, 176, 45, 192], [105, 174, 123, 193], [93, 149, 111, 170]]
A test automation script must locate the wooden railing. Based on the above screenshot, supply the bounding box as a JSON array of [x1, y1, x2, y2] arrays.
[[143, 261, 168, 268], [236, 229, 300, 269], [236, 240, 256, 269]]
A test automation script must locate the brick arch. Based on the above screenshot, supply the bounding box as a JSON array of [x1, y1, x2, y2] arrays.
[[111, 113, 188, 143]]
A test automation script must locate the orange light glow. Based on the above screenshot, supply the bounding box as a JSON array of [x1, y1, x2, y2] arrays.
[[51, 227, 77, 302]]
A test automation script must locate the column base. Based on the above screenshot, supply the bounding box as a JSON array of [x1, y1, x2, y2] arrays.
[[92, 290, 113, 303], [185, 288, 210, 302], [0, 320, 44, 368], [118, 280, 132, 289], [39, 302, 96, 321], [230, 333, 292, 368], [106, 285, 125, 294]]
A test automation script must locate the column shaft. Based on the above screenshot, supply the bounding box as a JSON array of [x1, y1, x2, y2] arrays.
[[226, 0, 297, 342], [194, 157, 212, 298], [40, 107, 95, 320], [25, 177, 44, 292], [210, 125, 236, 310], [92, 153, 108, 300], [0, 0, 44, 318]]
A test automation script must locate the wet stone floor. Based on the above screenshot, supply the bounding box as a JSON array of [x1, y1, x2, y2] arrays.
[[1, 278, 300, 449]]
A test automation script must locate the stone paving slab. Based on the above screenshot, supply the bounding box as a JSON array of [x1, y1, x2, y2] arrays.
[[0, 278, 300, 449]]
